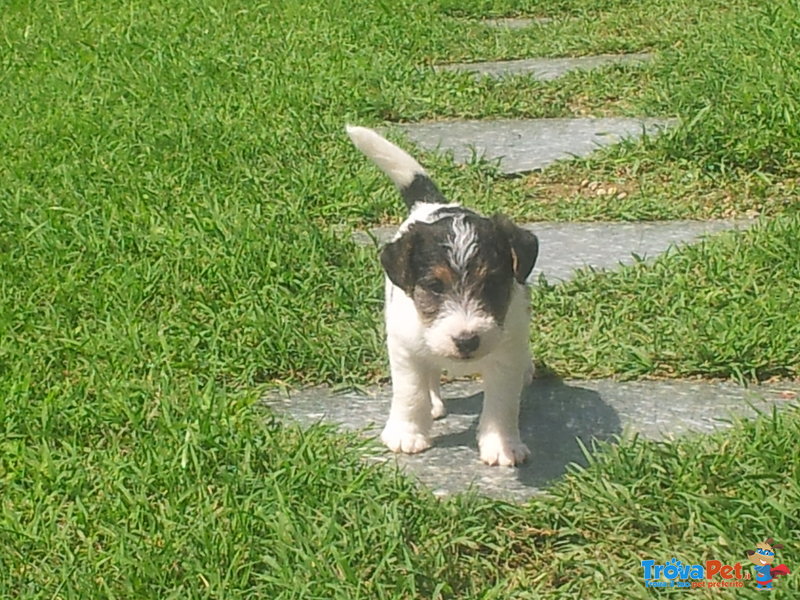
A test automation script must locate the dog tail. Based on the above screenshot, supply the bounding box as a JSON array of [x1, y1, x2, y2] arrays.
[[346, 125, 446, 210]]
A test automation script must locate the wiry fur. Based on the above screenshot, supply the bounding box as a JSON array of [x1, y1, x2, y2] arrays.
[[446, 214, 478, 271], [347, 125, 538, 467]]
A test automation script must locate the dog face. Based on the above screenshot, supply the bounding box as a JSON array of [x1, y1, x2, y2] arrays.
[[381, 209, 538, 360]]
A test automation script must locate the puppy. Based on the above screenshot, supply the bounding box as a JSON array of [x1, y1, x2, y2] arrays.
[[346, 125, 538, 466]]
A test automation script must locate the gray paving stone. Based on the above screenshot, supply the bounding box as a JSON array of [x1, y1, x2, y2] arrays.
[[395, 118, 675, 174], [478, 17, 553, 29], [436, 53, 652, 81], [264, 379, 799, 502], [353, 220, 752, 284]]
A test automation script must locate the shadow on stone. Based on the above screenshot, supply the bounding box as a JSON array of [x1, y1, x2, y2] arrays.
[[434, 376, 621, 489], [263, 376, 797, 501]]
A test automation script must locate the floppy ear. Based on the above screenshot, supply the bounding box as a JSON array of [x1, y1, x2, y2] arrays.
[[492, 214, 539, 283], [380, 230, 415, 294]]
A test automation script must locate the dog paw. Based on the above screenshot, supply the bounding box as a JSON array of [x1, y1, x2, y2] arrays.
[[431, 398, 447, 420], [478, 433, 530, 467], [381, 421, 432, 454]]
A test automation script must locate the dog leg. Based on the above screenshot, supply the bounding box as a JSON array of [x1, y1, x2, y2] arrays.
[[381, 349, 433, 454], [429, 369, 447, 419], [477, 360, 530, 467]]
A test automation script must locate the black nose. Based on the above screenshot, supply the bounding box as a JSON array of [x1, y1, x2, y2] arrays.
[[453, 333, 480, 355]]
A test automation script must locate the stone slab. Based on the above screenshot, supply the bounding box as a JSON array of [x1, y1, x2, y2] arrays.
[[478, 17, 553, 29], [353, 220, 751, 284], [395, 118, 675, 174], [436, 53, 652, 81], [264, 379, 799, 502]]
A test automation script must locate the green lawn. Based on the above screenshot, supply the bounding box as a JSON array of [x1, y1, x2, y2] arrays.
[[532, 212, 800, 381], [1, 0, 799, 597]]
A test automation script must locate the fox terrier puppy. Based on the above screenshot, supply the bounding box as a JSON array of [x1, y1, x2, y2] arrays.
[[346, 125, 538, 466]]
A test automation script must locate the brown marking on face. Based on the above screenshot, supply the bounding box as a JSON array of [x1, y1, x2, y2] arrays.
[[412, 285, 443, 324], [430, 264, 457, 288], [381, 211, 538, 327], [409, 258, 460, 325]]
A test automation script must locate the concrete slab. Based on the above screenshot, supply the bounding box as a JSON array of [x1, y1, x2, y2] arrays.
[[436, 53, 652, 81], [395, 118, 675, 174], [264, 379, 799, 502], [353, 220, 751, 284]]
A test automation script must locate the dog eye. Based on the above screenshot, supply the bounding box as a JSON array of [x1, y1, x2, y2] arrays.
[[422, 278, 445, 294]]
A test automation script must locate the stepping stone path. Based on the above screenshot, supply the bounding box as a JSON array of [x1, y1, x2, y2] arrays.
[[396, 118, 675, 174], [264, 379, 799, 502], [420, 23, 662, 173], [270, 219, 797, 503], [268, 18, 799, 502], [436, 53, 653, 81], [352, 220, 751, 284]]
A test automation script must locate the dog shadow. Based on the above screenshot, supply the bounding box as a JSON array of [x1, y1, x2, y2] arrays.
[[435, 375, 621, 489]]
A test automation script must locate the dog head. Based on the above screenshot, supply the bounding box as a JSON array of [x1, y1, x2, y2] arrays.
[[381, 209, 538, 360]]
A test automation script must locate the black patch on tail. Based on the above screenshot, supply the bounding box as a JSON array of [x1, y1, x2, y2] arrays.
[[400, 173, 446, 209]]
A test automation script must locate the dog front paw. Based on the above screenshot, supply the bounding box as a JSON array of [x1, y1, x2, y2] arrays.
[[381, 421, 432, 454], [431, 398, 447, 420], [478, 433, 530, 467]]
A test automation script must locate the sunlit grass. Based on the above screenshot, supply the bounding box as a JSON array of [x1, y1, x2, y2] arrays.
[[2, 0, 799, 596]]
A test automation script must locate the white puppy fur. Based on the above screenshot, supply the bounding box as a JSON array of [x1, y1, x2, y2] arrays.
[[347, 125, 536, 467]]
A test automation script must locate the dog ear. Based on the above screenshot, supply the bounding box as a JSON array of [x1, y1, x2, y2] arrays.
[[492, 214, 539, 283], [380, 231, 415, 293], [745, 550, 756, 557]]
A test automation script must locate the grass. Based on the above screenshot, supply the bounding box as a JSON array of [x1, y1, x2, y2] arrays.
[[1, 0, 799, 597], [3, 391, 798, 597], [519, 407, 800, 598], [488, 158, 798, 222], [369, 0, 800, 222], [531, 211, 800, 381]]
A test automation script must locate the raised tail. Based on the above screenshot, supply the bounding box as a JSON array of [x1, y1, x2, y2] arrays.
[[346, 125, 446, 210]]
